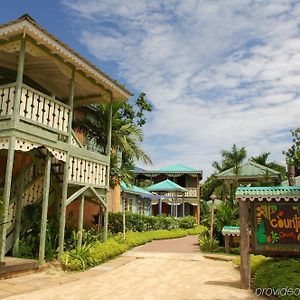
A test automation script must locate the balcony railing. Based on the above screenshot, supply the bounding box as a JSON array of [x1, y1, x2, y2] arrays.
[[165, 188, 198, 198], [0, 83, 71, 135]]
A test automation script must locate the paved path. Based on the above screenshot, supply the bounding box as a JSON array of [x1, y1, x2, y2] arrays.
[[0, 236, 258, 300]]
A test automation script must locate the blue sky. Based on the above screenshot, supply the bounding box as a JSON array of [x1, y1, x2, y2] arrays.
[[2, 1, 300, 178]]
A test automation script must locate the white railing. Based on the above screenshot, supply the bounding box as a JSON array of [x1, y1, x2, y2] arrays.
[[20, 84, 70, 134], [165, 188, 198, 198], [68, 155, 108, 187], [0, 83, 15, 118]]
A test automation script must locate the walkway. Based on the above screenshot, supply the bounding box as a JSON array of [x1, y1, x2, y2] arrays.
[[0, 236, 258, 300]]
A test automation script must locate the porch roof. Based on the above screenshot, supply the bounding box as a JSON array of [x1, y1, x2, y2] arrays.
[[146, 179, 187, 192], [0, 14, 132, 102], [217, 161, 281, 180], [236, 186, 300, 202]]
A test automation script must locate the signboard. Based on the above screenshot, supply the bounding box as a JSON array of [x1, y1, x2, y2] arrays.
[[253, 202, 300, 255]]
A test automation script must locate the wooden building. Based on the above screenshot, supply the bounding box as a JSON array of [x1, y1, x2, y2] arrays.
[[0, 15, 131, 264], [135, 164, 202, 222]]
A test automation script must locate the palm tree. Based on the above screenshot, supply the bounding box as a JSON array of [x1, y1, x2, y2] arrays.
[[251, 152, 286, 180], [73, 103, 152, 186]]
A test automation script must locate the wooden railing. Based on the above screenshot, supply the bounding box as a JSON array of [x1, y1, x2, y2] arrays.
[[20, 84, 70, 134], [0, 83, 71, 134], [68, 155, 108, 188], [0, 83, 15, 119], [165, 188, 198, 198]]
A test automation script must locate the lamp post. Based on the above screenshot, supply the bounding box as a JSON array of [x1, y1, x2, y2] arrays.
[[210, 193, 217, 250]]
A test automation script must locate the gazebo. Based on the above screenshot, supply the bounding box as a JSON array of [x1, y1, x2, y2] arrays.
[[147, 179, 187, 217]]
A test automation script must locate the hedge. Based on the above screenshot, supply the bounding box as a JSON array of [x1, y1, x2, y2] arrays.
[[62, 226, 207, 271]]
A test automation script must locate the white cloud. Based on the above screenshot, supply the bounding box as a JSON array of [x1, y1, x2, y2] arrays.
[[62, 0, 300, 178]]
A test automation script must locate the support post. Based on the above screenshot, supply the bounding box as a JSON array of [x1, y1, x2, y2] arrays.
[[239, 200, 251, 289], [0, 136, 16, 262], [175, 192, 178, 217], [182, 195, 185, 217], [122, 193, 126, 240], [197, 175, 201, 225], [12, 35, 26, 123], [39, 152, 51, 264], [104, 207, 108, 242], [13, 153, 26, 256], [104, 97, 113, 242], [224, 235, 230, 254], [159, 197, 162, 215], [77, 194, 85, 250], [59, 68, 75, 260]]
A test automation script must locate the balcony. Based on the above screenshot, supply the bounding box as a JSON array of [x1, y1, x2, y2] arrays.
[[0, 82, 109, 189], [0, 82, 71, 135], [165, 188, 198, 198]]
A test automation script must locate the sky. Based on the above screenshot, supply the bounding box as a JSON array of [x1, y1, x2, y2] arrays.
[[2, 1, 300, 178]]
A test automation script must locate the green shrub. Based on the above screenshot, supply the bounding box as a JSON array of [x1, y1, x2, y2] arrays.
[[62, 226, 208, 271], [199, 232, 219, 252], [177, 216, 197, 229], [233, 254, 269, 275], [186, 225, 208, 236], [253, 259, 300, 300]]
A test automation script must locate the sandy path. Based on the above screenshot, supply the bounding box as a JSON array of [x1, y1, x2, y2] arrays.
[[1, 236, 258, 300]]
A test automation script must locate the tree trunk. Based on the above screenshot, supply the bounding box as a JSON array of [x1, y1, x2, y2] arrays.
[[288, 163, 296, 186]]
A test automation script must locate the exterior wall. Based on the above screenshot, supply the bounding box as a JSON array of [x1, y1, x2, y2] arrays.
[[66, 199, 102, 229], [186, 175, 197, 188]]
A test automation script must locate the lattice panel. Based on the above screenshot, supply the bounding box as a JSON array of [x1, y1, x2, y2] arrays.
[[15, 138, 41, 152], [19, 86, 70, 133], [6, 203, 16, 230], [68, 156, 107, 187], [22, 176, 44, 206], [0, 85, 15, 117], [0, 137, 9, 150]]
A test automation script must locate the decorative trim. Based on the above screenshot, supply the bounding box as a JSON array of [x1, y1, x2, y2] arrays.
[[237, 196, 300, 202], [46, 147, 66, 162], [0, 40, 20, 52]]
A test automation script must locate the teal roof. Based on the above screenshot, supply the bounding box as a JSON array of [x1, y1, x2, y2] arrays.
[[236, 186, 300, 197], [134, 164, 202, 176], [158, 164, 198, 172], [120, 182, 152, 196], [146, 179, 187, 192], [222, 226, 240, 236], [217, 161, 281, 179]]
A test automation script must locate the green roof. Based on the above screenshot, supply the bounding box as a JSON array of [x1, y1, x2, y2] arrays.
[[120, 182, 152, 196], [134, 164, 202, 176], [236, 186, 300, 197], [158, 164, 198, 172], [147, 179, 187, 192], [217, 161, 281, 179], [222, 226, 240, 236]]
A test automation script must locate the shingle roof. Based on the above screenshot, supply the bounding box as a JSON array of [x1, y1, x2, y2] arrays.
[[236, 186, 300, 202], [120, 182, 152, 196], [135, 164, 202, 176], [146, 179, 187, 192], [217, 161, 281, 179]]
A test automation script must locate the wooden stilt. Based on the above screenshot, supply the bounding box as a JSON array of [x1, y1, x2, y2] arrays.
[[77, 194, 85, 250], [224, 235, 230, 254], [197, 175, 201, 225], [175, 192, 178, 217], [159, 197, 162, 215], [239, 200, 251, 289], [39, 152, 51, 264], [104, 207, 108, 242], [13, 153, 26, 256], [182, 195, 185, 217], [0, 136, 16, 262]]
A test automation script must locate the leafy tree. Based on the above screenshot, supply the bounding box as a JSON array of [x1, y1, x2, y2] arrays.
[[283, 128, 300, 185], [73, 93, 153, 186]]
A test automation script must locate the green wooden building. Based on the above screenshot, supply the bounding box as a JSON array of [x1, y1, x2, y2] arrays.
[[135, 164, 202, 221], [0, 15, 132, 264], [120, 182, 153, 216]]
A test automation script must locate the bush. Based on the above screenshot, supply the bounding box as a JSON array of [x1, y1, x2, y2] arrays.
[[108, 213, 198, 233], [199, 232, 219, 252], [253, 259, 300, 300], [177, 216, 197, 229], [61, 226, 208, 271], [233, 254, 268, 275]]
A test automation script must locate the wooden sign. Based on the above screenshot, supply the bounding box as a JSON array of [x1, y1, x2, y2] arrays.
[[253, 202, 300, 255]]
